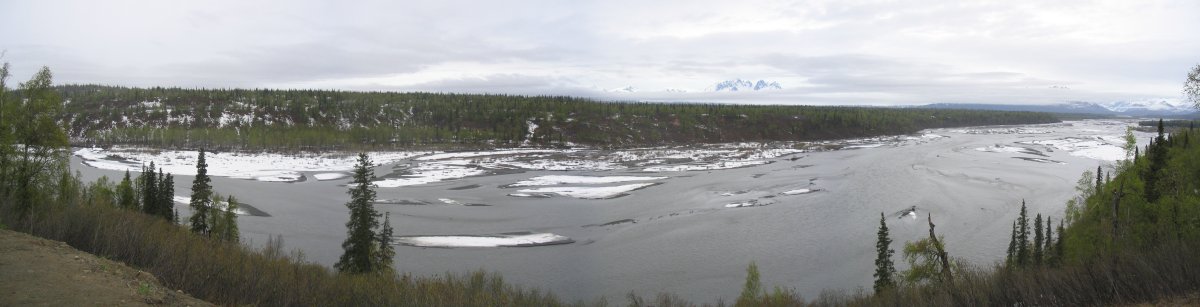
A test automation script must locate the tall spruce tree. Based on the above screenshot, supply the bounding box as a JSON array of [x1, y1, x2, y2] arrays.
[[189, 149, 213, 235], [158, 170, 174, 222], [873, 212, 896, 293], [220, 195, 240, 243], [116, 170, 136, 210], [374, 213, 396, 274], [1016, 200, 1030, 266], [1006, 221, 1017, 265], [1033, 214, 1044, 266], [1145, 119, 1168, 203], [1044, 217, 1053, 262], [140, 162, 157, 214], [1054, 220, 1065, 265], [336, 153, 383, 274], [1096, 166, 1103, 192]]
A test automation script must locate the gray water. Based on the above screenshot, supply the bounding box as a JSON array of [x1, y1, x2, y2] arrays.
[[69, 120, 1150, 303]]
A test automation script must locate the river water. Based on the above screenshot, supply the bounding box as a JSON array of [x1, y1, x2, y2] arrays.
[[69, 120, 1151, 303]]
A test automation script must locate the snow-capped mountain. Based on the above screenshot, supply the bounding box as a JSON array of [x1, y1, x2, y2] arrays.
[[713, 79, 782, 92], [1098, 99, 1193, 115], [605, 86, 637, 93]]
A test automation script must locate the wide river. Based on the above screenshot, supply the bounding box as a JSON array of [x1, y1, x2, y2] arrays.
[[70, 120, 1151, 303]]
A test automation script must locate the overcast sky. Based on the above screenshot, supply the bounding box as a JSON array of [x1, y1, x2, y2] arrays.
[[2, 0, 1198, 105]]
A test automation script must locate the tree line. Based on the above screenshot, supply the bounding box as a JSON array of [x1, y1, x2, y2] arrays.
[[52, 84, 1060, 150]]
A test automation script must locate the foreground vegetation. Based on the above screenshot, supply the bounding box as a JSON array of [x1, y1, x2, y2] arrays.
[[56, 84, 1058, 150]]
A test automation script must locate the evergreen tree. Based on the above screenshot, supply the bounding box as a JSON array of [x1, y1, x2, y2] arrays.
[[116, 170, 136, 210], [220, 195, 240, 243], [1016, 200, 1030, 266], [1043, 217, 1054, 265], [1145, 119, 1168, 203], [873, 212, 896, 293], [374, 213, 395, 273], [1096, 166, 1103, 192], [141, 162, 157, 215], [1054, 220, 1065, 265], [1006, 221, 1017, 265], [1034, 214, 1044, 266], [336, 153, 382, 274], [158, 170, 174, 222], [189, 148, 213, 235]]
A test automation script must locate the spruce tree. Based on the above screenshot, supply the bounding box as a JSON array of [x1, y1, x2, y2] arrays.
[[140, 162, 157, 215], [1034, 214, 1044, 266], [374, 213, 395, 273], [116, 170, 136, 210], [189, 148, 213, 235], [1016, 200, 1030, 266], [1096, 166, 1103, 192], [873, 212, 896, 293], [158, 170, 174, 222], [1044, 217, 1053, 260], [222, 195, 240, 243], [1146, 118, 1168, 203], [336, 153, 381, 274], [1006, 221, 1017, 265], [1055, 220, 1065, 265]]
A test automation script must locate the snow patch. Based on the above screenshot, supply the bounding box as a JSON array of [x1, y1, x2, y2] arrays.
[[514, 183, 657, 199], [507, 175, 667, 187], [313, 173, 350, 181], [396, 233, 573, 248]]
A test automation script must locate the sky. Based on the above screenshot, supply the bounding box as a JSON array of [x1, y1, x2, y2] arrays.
[[2, 0, 1198, 105]]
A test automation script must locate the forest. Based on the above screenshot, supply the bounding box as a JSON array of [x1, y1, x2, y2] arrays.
[[54, 85, 1059, 150]]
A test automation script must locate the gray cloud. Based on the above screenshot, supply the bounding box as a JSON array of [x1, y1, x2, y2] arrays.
[[2, 0, 1197, 105]]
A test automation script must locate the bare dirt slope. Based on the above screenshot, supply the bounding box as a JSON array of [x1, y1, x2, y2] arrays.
[[0, 229, 212, 306]]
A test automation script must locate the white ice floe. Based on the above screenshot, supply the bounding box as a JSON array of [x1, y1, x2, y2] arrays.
[[514, 183, 657, 199], [974, 145, 1030, 153], [1016, 138, 1127, 161], [1069, 146, 1127, 161], [172, 196, 250, 215], [948, 127, 1052, 135], [491, 159, 619, 171], [75, 147, 427, 182], [781, 189, 813, 195], [415, 149, 564, 161], [312, 173, 349, 181], [396, 233, 572, 248], [642, 160, 771, 172], [374, 163, 486, 187], [508, 175, 667, 187], [724, 200, 771, 208]]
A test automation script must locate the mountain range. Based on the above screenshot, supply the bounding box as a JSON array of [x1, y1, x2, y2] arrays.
[[713, 79, 782, 92], [921, 99, 1197, 117]]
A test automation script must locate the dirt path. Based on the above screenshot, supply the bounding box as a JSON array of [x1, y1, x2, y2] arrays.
[[0, 229, 212, 306]]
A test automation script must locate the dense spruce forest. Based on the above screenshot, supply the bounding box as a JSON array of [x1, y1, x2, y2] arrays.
[[55, 85, 1059, 150]]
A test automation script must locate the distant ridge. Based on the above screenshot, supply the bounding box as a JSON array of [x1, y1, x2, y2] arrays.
[[920, 101, 1197, 118]]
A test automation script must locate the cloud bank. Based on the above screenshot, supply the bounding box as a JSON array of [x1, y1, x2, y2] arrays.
[[2, 0, 1198, 105]]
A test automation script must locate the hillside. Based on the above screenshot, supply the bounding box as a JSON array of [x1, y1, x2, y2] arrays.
[[0, 229, 212, 306], [54, 85, 1058, 150]]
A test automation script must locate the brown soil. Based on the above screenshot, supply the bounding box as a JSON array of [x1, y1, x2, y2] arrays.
[[0, 229, 212, 306]]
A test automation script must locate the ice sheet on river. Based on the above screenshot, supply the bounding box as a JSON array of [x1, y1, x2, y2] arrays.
[[396, 232, 573, 248], [75, 147, 427, 182]]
